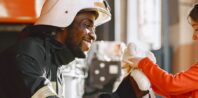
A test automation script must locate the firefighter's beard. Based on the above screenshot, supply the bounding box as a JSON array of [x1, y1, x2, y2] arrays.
[[65, 41, 86, 58]]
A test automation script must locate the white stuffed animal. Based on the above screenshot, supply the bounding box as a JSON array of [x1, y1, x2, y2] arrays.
[[122, 42, 156, 98], [99, 42, 156, 98]]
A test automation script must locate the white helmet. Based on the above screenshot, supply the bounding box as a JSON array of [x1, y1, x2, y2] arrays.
[[35, 0, 111, 28]]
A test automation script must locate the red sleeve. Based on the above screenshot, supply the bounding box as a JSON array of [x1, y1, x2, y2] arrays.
[[138, 57, 198, 97]]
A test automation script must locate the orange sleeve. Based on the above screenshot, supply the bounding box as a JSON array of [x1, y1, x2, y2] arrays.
[[138, 57, 198, 97], [151, 82, 191, 98]]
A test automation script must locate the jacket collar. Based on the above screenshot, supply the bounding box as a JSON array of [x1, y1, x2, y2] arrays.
[[48, 38, 76, 65]]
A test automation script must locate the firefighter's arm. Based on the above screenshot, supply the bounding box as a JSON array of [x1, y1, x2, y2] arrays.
[[16, 53, 59, 98], [16, 39, 59, 98]]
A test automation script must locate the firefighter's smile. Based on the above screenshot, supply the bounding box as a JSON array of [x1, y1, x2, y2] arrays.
[[81, 39, 92, 51]]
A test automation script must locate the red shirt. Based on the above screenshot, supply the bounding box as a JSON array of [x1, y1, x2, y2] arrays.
[[138, 57, 198, 98]]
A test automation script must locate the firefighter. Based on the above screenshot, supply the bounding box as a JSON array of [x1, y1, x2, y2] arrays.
[[0, 0, 111, 98]]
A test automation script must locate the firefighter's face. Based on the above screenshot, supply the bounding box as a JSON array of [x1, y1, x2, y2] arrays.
[[65, 11, 97, 54]]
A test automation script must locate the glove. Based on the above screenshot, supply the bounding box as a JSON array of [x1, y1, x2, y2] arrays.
[[121, 42, 156, 71], [98, 69, 156, 98], [130, 69, 156, 98], [98, 73, 150, 98]]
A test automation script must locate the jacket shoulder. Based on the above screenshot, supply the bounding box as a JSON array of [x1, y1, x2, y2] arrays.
[[17, 37, 46, 59]]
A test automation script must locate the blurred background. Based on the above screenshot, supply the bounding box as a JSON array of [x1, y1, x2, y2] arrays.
[[0, 0, 198, 98]]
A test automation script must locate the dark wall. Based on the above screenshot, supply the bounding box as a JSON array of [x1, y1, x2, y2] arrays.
[[0, 24, 26, 53]]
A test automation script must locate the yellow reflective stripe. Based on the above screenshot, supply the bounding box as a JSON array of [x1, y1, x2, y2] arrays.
[[31, 85, 57, 98], [51, 82, 56, 92]]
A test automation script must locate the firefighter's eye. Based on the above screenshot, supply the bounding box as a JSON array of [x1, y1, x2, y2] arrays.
[[85, 24, 92, 28]]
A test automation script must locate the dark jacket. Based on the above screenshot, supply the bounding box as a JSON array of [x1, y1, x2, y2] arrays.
[[0, 25, 149, 98], [0, 35, 75, 98]]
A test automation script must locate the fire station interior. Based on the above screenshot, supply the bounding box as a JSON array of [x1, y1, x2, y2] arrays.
[[0, 0, 198, 98]]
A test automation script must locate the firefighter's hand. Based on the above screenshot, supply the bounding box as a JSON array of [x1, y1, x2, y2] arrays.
[[121, 42, 156, 71], [98, 74, 150, 98]]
